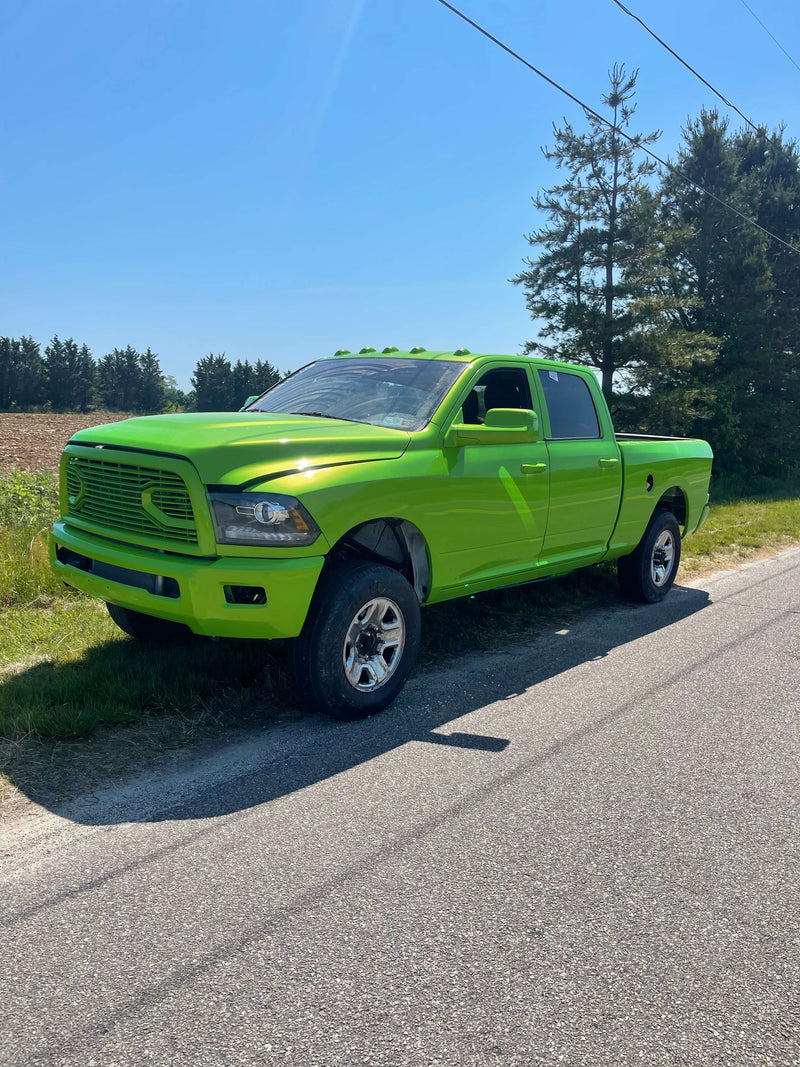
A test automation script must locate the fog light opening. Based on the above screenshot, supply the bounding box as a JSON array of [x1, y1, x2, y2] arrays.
[[224, 585, 267, 605]]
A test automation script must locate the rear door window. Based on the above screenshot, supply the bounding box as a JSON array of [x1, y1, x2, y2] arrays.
[[537, 369, 600, 439]]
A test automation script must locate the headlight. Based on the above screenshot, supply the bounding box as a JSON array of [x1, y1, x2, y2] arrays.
[[209, 492, 321, 546]]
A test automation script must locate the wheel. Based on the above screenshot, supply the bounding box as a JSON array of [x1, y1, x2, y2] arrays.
[[617, 511, 682, 604], [288, 561, 421, 721], [106, 603, 192, 643]]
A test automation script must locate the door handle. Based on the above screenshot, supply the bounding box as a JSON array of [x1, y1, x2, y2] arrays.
[[598, 457, 620, 468], [521, 463, 547, 474]]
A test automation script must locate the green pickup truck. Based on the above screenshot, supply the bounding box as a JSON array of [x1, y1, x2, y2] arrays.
[[51, 347, 712, 719]]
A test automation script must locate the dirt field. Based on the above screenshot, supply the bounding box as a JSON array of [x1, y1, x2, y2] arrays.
[[0, 413, 135, 475]]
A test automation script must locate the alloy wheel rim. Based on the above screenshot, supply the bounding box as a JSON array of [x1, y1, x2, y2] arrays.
[[343, 597, 405, 692], [651, 530, 675, 586]]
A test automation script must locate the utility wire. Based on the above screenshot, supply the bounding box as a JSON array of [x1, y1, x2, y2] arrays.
[[611, 0, 781, 149], [435, 0, 800, 256], [738, 0, 800, 75]]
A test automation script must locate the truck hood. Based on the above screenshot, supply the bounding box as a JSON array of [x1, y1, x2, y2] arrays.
[[68, 412, 411, 485]]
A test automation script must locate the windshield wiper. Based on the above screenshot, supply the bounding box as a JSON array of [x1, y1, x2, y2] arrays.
[[288, 410, 355, 422]]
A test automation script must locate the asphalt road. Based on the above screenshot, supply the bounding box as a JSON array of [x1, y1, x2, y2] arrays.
[[2, 549, 799, 1066]]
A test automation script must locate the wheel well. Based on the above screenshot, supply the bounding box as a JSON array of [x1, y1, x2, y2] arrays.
[[327, 519, 431, 602], [656, 486, 687, 529]]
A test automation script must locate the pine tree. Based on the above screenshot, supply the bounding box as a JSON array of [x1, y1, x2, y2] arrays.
[[44, 336, 96, 411], [663, 111, 782, 477], [74, 344, 96, 411], [610, 187, 718, 437], [734, 128, 800, 475], [253, 358, 282, 395], [512, 65, 667, 400], [97, 346, 146, 411], [191, 354, 234, 411], [0, 336, 46, 409], [138, 348, 166, 412], [231, 359, 256, 408]]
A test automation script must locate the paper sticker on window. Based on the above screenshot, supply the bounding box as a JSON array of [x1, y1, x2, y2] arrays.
[[549, 371, 559, 381]]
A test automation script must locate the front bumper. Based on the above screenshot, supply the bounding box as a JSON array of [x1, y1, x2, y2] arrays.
[[50, 521, 325, 639]]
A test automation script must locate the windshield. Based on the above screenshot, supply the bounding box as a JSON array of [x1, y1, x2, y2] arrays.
[[246, 357, 466, 431]]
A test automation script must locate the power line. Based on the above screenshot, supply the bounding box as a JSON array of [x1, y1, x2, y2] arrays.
[[434, 0, 800, 256], [610, 0, 781, 149], [738, 0, 800, 75]]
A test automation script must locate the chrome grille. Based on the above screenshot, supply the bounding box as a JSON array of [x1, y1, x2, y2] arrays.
[[66, 455, 198, 545]]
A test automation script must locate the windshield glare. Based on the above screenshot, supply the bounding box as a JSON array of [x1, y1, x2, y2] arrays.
[[246, 357, 465, 431]]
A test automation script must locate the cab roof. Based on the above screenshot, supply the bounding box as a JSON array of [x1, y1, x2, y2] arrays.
[[325, 346, 590, 374]]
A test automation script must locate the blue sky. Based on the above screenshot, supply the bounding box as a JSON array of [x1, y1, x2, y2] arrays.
[[3, 0, 799, 389]]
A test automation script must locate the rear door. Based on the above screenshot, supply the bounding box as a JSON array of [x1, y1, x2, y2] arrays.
[[535, 367, 622, 568]]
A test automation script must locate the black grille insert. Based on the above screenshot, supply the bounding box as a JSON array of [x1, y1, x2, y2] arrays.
[[56, 545, 180, 598]]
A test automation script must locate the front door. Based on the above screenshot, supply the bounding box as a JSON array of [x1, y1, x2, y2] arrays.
[[432, 365, 550, 594]]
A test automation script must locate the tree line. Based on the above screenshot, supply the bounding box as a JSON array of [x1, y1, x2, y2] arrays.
[[0, 337, 283, 414], [513, 65, 800, 484]]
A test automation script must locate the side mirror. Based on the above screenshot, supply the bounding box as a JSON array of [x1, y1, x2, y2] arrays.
[[240, 395, 260, 411], [446, 408, 539, 447]]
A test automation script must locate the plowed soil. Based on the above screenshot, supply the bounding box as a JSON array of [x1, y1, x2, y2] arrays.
[[0, 413, 135, 475]]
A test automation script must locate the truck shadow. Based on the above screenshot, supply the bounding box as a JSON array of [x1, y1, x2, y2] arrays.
[[2, 579, 711, 825]]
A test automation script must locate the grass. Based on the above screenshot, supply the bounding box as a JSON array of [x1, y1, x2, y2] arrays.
[[0, 471, 65, 609], [0, 526, 67, 607], [1, 467, 798, 807], [0, 469, 60, 528], [680, 494, 800, 577], [0, 601, 289, 740]]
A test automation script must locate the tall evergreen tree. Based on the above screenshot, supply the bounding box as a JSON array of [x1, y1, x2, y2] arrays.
[[252, 358, 283, 395], [74, 343, 97, 411], [662, 111, 796, 476], [44, 336, 96, 411], [190, 355, 284, 410], [97, 347, 136, 411], [96, 345, 164, 412], [512, 65, 668, 400], [0, 336, 46, 409], [734, 128, 800, 474], [138, 348, 166, 412], [231, 359, 256, 407], [191, 354, 234, 411], [608, 185, 718, 438]]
